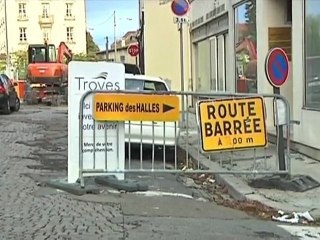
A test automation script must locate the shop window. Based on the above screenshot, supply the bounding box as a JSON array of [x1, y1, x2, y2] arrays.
[[217, 35, 225, 91], [209, 35, 226, 91], [196, 39, 210, 91], [209, 37, 217, 90], [305, 0, 320, 109], [286, 0, 292, 23], [234, 0, 257, 93]]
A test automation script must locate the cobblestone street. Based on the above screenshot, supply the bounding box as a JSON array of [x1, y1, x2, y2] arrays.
[[0, 105, 304, 240], [0, 106, 126, 240]]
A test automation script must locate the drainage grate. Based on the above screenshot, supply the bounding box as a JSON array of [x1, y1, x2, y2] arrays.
[[248, 175, 320, 192]]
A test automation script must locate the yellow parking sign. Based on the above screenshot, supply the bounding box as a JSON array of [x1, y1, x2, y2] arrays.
[[197, 97, 268, 152]]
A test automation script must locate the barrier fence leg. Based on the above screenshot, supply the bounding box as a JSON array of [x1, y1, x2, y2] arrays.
[[80, 175, 85, 188]]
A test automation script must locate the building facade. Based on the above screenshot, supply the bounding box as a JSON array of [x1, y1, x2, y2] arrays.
[[96, 31, 139, 65], [0, 0, 87, 57], [139, 0, 191, 91], [190, 0, 320, 159]]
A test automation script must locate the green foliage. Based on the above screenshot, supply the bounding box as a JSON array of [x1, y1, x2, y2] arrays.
[[0, 61, 6, 72], [12, 50, 28, 67], [72, 31, 100, 61], [12, 50, 28, 79], [86, 31, 100, 54], [72, 52, 97, 61]]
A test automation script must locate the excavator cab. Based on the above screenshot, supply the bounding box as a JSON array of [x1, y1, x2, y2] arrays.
[[27, 44, 57, 64]]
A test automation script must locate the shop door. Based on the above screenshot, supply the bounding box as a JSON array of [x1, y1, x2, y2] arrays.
[[196, 40, 210, 91], [209, 33, 226, 92], [209, 37, 217, 91]]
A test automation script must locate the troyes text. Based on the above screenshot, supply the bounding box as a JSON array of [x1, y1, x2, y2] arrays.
[[76, 77, 120, 91]]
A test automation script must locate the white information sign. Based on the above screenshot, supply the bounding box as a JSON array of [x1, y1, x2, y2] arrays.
[[173, 16, 189, 24], [68, 61, 125, 183]]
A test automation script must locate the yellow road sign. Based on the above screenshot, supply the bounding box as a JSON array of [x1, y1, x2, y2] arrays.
[[93, 93, 180, 121], [197, 97, 267, 152]]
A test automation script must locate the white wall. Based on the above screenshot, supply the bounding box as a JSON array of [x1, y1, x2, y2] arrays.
[[5, 0, 86, 54], [143, 0, 190, 92], [291, 0, 320, 149], [255, 0, 293, 129], [190, 0, 228, 20]]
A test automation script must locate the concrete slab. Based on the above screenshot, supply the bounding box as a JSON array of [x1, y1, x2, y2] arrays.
[[180, 110, 320, 219], [95, 175, 148, 192], [120, 194, 251, 219], [46, 179, 101, 196]]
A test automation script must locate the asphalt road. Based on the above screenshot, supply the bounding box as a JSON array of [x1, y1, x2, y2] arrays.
[[0, 105, 299, 240]]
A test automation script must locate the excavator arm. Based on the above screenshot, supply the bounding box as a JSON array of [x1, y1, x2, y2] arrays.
[[57, 42, 73, 64]]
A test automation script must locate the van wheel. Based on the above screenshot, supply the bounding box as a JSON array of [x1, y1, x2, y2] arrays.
[[3, 99, 11, 114], [13, 98, 20, 111]]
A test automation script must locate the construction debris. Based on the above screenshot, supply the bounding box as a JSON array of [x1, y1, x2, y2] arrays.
[[272, 210, 315, 224]]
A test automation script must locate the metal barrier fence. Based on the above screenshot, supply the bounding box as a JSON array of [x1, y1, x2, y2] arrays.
[[78, 90, 292, 188]]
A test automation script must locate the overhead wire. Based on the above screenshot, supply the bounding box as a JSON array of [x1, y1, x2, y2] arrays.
[[88, 12, 114, 28]]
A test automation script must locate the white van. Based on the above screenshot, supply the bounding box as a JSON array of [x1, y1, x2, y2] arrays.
[[124, 74, 180, 146]]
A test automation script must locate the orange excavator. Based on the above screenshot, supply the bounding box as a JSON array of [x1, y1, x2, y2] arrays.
[[26, 41, 73, 105]]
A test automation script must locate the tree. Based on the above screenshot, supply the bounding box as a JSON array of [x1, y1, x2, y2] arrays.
[[244, 0, 257, 42], [86, 31, 100, 54], [73, 31, 100, 61], [11, 50, 28, 79]]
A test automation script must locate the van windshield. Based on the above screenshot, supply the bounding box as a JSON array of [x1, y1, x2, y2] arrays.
[[125, 79, 168, 91]]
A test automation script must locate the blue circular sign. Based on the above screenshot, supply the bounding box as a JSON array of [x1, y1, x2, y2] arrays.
[[265, 48, 289, 87], [171, 0, 190, 16]]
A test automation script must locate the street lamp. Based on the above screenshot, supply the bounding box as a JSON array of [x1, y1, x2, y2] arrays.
[[113, 11, 116, 61], [4, 0, 10, 75]]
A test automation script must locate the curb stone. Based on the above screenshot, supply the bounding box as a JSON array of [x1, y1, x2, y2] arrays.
[[178, 143, 256, 201]]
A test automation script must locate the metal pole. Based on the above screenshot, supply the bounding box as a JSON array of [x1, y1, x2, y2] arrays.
[[273, 87, 286, 172], [4, 0, 10, 75], [105, 36, 109, 61], [114, 10, 117, 62], [179, 22, 186, 125]]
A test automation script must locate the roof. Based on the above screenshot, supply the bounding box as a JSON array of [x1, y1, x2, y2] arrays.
[[125, 74, 166, 84]]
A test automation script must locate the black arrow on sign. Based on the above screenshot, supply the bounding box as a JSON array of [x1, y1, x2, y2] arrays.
[[163, 104, 175, 113]]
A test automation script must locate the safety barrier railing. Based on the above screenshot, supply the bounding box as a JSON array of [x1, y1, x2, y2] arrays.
[[78, 90, 292, 188]]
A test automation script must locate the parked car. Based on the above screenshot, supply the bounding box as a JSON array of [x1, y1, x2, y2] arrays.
[[124, 74, 180, 147], [0, 74, 20, 114]]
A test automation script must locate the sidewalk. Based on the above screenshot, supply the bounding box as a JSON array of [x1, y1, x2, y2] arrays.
[[178, 110, 320, 220]]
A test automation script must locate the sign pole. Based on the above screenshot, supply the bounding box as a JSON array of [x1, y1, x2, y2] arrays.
[[273, 87, 286, 171], [265, 47, 290, 173], [105, 36, 109, 61], [179, 21, 186, 125], [171, 0, 190, 126]]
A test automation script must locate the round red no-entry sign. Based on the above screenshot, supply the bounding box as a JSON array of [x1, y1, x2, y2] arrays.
[[171, 0, 190, 16], [128, 44, 139, 57], [265, 48, 289, 87]]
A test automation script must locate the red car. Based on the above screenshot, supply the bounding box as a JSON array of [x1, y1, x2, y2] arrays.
[[0, 74, 20, 114]]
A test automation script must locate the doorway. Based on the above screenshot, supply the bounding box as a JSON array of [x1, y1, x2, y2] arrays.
[[209, 33, 227, 92]]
